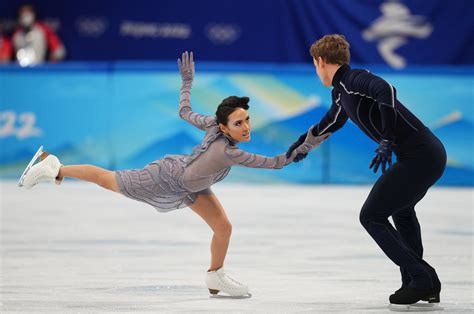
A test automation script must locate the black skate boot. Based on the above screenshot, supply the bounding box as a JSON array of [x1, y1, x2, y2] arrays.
[[394, 267, 440, 303], [389, 286, 443, 312], [394, 285, 429, 302], [390, 286, 440, 304]]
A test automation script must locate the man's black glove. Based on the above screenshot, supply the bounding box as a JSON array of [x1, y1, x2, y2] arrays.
[[369, 139, 393, 173], [286, 133, 308, 162]]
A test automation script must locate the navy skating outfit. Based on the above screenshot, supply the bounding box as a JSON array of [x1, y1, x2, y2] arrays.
[[294, 64, 446, 302]]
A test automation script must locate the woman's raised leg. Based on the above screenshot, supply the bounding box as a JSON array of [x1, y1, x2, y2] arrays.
[[58, 165, 120, 193]]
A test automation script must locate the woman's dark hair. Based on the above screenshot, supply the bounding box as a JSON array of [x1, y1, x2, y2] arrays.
[[215, 96, 250, 125]]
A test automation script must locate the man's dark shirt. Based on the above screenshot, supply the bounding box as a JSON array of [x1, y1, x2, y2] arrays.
[[312, 64, 427, 145]]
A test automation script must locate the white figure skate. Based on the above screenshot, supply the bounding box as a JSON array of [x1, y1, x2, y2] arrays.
[[389, 303, 444, 312], [205, 268, 251, 298], [18, 145, 44, 187], [18, 146, 63, 189]]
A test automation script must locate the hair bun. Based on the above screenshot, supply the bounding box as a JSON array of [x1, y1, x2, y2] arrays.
[[240, 96, 250, 104], [220, 96, 250, 108]]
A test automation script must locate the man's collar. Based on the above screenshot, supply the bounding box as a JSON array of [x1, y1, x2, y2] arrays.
[[332, 64, 351, 87]]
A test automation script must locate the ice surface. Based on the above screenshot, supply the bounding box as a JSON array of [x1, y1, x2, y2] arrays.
[[1, 182, 472, 313]]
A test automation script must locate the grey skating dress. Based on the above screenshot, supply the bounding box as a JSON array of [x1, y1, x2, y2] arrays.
[[115, 85, 316, 212]]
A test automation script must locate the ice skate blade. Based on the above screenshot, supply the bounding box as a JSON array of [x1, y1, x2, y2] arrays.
[[209, 293, 252, 299], [18, 145, 43, 187], [389, 303, 443, 312]]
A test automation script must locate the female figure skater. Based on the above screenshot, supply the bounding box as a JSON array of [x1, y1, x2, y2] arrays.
[[19, 51, 330, 298]]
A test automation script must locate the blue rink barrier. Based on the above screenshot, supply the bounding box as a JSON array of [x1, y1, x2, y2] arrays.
[[1, 62, 472, 186]]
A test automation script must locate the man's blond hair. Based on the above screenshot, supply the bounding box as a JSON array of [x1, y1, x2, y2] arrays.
[[310, 34, 350, 65]]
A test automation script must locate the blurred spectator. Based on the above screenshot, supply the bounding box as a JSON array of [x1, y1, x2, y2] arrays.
[[0, 24, 13, 63], [12, 4, 66, 66]]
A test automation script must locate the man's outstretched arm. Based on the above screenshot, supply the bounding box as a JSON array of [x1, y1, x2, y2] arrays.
[[286, 91, 348, 161]]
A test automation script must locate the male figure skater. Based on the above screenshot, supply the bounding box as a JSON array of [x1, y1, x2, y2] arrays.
[[286, 34, 446, 308]]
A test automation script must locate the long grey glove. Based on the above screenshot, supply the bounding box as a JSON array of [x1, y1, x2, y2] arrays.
[[178, 51, 194, 89], [296, 129, 331, 155], [287, 128, 331, 162]]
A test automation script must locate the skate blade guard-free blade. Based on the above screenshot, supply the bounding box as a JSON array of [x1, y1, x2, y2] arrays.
[[18, 145, 44, 187], [389, 303, 444, 312], [208, 288, 252, 299]]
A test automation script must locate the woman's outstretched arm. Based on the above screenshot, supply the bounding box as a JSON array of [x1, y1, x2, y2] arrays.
[[225, 131, 331, 169], [178, 51, 216, 131]]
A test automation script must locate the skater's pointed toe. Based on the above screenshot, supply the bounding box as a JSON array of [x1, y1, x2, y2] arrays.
[[22, 153, 62, 189]]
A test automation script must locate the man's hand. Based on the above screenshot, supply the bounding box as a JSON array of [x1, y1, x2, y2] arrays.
[[286, 133, 307, 162], [369, 139, 393, 173], [178, 51, 194, 88]]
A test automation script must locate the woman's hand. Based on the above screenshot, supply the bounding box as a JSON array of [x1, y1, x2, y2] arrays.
[[178, 51, 194, 88]]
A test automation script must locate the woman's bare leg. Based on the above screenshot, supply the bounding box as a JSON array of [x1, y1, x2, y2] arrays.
[[189, 193, 232, 271], [58, 165, 120, 193]]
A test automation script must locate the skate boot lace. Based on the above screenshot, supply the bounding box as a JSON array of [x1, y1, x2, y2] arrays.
[[30, 168, 54, 186]]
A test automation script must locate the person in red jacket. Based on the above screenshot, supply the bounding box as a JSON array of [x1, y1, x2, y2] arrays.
[[0, 25, 12, 63], [12, 4, 66, 66]]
